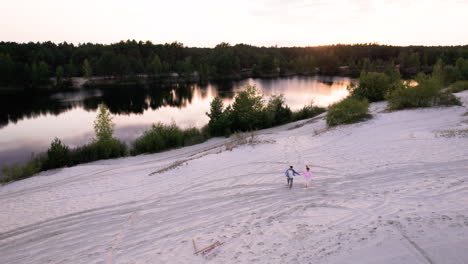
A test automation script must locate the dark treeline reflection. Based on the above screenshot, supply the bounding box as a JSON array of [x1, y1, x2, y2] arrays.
[[0, 76, 348, 129], [0, 82, 239, 128], [0, 92, 76, 129]]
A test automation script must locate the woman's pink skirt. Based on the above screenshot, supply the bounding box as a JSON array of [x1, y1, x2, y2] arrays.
[[303, 172, 312, 184]]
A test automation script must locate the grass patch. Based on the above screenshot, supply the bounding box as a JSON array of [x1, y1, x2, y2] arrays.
[[435, 128, 468, 138]]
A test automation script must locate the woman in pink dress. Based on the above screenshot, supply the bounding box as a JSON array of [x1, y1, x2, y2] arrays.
[[302, 165, 312, 188]]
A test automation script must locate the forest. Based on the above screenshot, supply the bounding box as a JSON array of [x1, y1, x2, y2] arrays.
[[1, 41, 468, 90]]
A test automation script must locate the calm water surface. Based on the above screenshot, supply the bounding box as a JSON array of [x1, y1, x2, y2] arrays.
[[0, 76, 351, 167]]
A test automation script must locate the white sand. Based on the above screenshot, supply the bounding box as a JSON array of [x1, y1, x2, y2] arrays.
[[1, 91, 467, 264]]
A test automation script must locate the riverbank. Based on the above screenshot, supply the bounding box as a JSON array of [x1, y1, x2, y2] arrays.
[[0, 91, 467, 263]]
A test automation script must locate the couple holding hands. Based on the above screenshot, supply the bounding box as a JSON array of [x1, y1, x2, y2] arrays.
[[285, 165, 312, 189]]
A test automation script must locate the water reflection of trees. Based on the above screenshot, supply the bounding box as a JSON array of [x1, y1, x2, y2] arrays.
[[82, 84, 198, 114], [0, 83, 221, 128], [0, 92, 77, 129], [0, 77, 344, 128]]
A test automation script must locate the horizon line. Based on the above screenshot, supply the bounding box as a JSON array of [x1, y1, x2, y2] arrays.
[[1, 40, 468, 49]]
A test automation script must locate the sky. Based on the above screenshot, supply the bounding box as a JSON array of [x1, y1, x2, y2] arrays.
[[1, 0, 468, 47]]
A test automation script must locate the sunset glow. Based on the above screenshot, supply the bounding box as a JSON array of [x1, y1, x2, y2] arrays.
[[2, 0, 467, 46]]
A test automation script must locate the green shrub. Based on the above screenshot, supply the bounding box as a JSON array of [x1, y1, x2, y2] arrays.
[[326, 97, 370, 127], [264, 94, 292, 127], [131, 123, 207, 155], [387, 85, 437, 109], [93, 138, 128, 159], [182, 127, 206, 146], [292, 104, 326, 121], [1, 158, 43, 183], [71, 138, 127, 164], [71, 144, 99, 164], [200, 124, 211, 139], [448, 80, 468, 93], [387, 73, 460, 110], [44, 138, 71, 169], [351, 71, 393, 102], [435, 91, 462, 106]]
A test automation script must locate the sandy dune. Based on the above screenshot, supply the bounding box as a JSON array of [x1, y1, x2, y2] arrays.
[[1, 91, 468, 264]]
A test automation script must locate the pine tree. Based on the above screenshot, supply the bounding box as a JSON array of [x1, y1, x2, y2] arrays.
[[207, 97, 224, 121], [207, 97, 232, 136], [94, 104, 114, 141], [46, 138, 70, 169]]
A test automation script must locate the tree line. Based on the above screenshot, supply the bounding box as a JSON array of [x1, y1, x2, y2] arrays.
[[1, 40, 467, 89]]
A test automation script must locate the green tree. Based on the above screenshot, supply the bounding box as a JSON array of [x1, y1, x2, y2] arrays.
[[264, 94, 292, 126], [30, 61, 50, 88], [180, 56, 193, 76], [407, 52, 421, 68], [384, 62, 402, 91], [94, 104, 114, 141], [299, 55, 316, 73], [361, 58, 372, 73], [432, 58, 444, 85], [231, 85, 264, 131], [206, 97, 231, 136], [83, 58, 93, 78], [207, 97, 224, 121], [150, 54, 163, 75], [199, 63, 210, 79], [55, 66, 65, 87], [259, 55, 278, 73], [443, 65, 461, 84], [0, 53, 14, 85], [45, 138, 71, 169], [456, 58, 468, 80], [64, 61, 79, 77]]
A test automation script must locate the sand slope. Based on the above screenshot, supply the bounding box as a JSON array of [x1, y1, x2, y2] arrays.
[[1, 91, 468, 264]]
